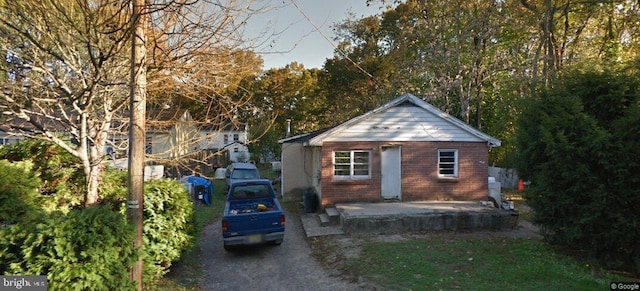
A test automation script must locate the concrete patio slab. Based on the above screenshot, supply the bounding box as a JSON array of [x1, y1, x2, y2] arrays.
[[335, 201, 518, 234]]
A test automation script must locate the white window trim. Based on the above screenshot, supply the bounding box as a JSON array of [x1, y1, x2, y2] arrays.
[[438, 149, 459, 178], [333, 150, 372, 180]]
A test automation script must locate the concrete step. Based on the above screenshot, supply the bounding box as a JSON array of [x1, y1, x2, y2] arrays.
[[325, 207, 340, 225], [319, 213, 331, 226], [300, 213, 344, 237]]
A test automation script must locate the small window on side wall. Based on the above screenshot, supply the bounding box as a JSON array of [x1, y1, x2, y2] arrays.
[[438, 149, 458, 178]]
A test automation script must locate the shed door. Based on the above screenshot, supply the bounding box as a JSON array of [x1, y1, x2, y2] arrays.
[[381, 146, 401, 200]]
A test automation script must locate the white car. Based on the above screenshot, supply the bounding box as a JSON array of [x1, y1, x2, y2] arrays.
[[224, 162, 260, 192]]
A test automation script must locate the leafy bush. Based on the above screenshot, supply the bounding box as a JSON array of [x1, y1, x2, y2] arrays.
[[141, 179, 195, 284], [99, 171, 196, 285], [0, 206, 138, 290], [0, 160, 42, 225], [0, 139, 85, 212], [0, 140, 196, 286], [99, 166, 129, 209], [516, 68, 640, 275]]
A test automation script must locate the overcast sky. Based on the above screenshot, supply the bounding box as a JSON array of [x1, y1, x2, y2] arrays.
[[244, 0, 385, 69]]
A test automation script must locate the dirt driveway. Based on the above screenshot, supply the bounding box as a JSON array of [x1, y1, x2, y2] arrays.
[[198, 211, 372, 290]]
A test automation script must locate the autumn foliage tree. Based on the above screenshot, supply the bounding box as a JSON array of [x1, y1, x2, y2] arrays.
[[229, 62, 329, 162], [0, 0, 270, 205]]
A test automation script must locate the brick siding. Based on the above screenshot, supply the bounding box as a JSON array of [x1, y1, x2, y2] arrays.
[[320, 141, 489, 207]]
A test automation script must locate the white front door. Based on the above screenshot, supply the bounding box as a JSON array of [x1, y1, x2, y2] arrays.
[[381, 146, 401, 200]]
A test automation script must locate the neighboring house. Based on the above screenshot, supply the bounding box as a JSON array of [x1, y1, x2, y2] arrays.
[[109, 108, 239, 177], [199, 123, 251, 163], [145, 108, 199, 160], [278, 93, 501, 209], [222, 141, 250, 163], [0, 116, 70, 145], [0, 127, 24, 146], [2, 108, 244, 175], [107, 108, 200, 175]]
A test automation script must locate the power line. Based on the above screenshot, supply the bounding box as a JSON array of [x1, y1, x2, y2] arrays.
[[289, 0, 374, 80]]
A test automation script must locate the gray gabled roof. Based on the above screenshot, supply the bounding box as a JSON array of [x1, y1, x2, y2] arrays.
[[278, 127, 333, 144], [306, 93, 501, 147]]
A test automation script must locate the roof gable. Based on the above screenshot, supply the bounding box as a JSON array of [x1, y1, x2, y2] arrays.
[[307, 93, 500, 147], [1, 114, 72, 135], [146, 108, 191, 131]]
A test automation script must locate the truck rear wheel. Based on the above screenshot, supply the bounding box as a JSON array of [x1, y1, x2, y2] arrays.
[[271, 239, 283, 246], [223, 244, 235, 251]]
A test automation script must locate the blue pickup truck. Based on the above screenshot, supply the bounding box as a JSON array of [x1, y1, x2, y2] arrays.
[[222, 179, 285, 251]]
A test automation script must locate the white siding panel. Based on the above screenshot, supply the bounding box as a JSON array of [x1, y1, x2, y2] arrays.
[[324, 105, 484, 142]]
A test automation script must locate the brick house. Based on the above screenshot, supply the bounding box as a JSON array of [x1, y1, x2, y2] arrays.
[[278, 93, 501, 209]]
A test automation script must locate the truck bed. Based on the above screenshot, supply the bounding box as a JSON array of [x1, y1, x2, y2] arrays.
[[227, 198, 278, 214], [222, 179, 285, 250]]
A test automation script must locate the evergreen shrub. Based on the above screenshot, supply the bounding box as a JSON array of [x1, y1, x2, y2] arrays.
[[0, 139, 85, 212], [0, 206, 138, 290], [0, 160, 42, 225], [99, 171, 196, 285], [141, 178, 195, 284], [1, 140, 196, 286], [516, 68, 640, 275]]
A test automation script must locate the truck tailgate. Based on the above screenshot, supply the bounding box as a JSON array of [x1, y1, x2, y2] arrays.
[[224, 199, 284, 234], [224, 211, 283, 235]]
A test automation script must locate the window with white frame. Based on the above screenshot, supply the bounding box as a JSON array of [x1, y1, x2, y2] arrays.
[[438, 149, 458, 177], [333, 150, 371, 179]]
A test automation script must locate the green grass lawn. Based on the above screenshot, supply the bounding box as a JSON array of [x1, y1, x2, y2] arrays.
[[338, 235, 626, 290]]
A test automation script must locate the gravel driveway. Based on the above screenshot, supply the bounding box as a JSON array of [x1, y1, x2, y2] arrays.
[[198, 211, 367, 291]]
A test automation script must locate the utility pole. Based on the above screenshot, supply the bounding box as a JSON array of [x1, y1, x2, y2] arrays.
[[128, 0, 146, 289]]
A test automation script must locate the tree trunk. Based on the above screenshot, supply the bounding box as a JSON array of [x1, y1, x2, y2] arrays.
[[86, 164, 103, 206], [77, 112, 101, 207]]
